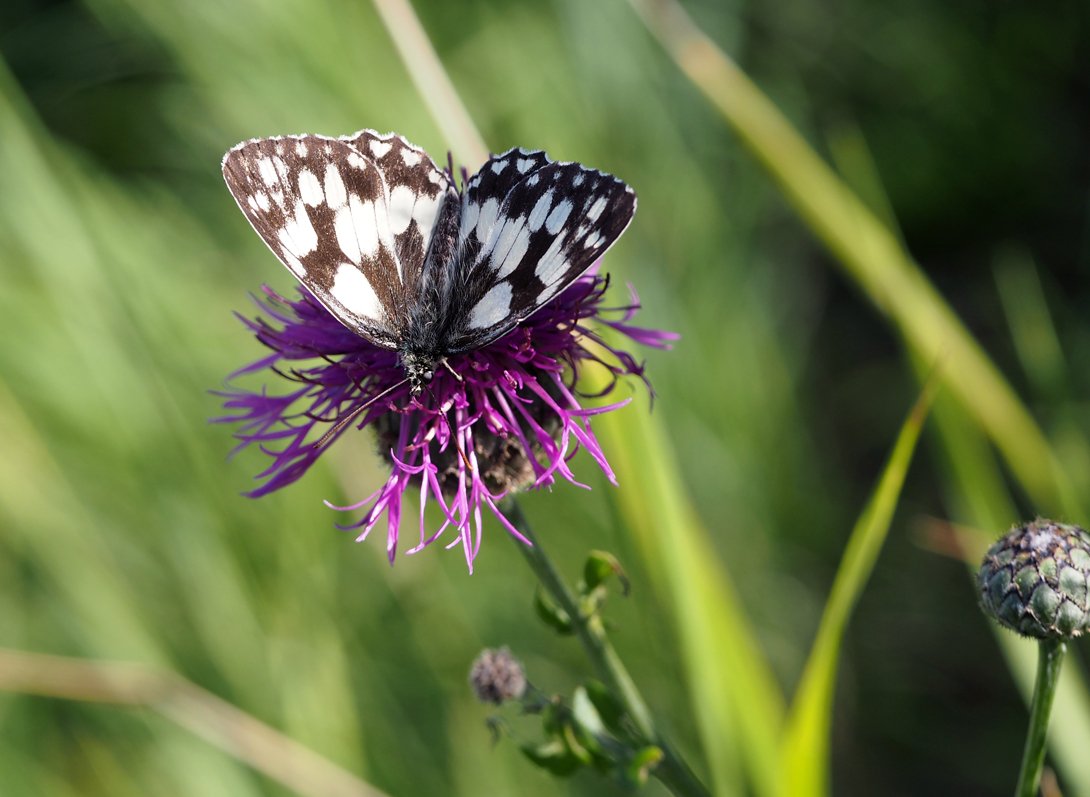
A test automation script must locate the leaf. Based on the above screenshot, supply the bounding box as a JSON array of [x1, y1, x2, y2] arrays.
[[778, 379, 938, 796]]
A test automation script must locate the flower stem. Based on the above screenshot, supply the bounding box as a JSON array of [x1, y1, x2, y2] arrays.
[[501, 497, 710, 797], [1015, 638, 1066, 797]]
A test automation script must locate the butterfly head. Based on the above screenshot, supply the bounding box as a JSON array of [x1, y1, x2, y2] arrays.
[[400, 350, 437, 396]]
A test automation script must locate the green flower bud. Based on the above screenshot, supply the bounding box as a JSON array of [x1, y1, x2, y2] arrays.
[[978, 520, 1090, 639]]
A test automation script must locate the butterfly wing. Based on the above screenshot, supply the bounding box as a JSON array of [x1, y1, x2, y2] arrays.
[[222, 131, 455, 348], [339, 130, 458, 288], [445, 148, 637, 351]]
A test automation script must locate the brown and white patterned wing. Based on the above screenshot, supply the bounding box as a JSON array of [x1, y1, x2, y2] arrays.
[[222, 132, 454, 347]]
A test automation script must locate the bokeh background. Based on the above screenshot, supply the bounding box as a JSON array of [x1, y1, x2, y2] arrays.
[[1, 0, 1088, 795]]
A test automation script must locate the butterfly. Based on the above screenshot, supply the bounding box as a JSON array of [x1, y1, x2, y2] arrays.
[[221, 129, 636, 394]]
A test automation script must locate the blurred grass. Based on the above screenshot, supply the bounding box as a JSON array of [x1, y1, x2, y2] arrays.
[[1, 0, 1088, 795]]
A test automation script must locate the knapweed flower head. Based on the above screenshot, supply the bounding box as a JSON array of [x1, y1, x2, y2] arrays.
[[217, 271, 675, 570]]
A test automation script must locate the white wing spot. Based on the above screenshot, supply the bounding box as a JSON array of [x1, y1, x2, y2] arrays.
[[388, 185, 416, 235], [413, 193, 442, 244], [334, 205, 361, 263], [545, 199, 573, 234], [278, 200, 318, 258], [495, 225, 531, 279], [468, 282, 513, 330], [295, 141, 308, 157], [572, 173, 585, 187], [370, 140, 393, 159], [584, 231, 604, 249], [347, 153, 368, 170], [246, 195, 259, 211], [487, 214, 526, 270], [459, 200, 480, 244], [298, 169, 324, 206], [427, 171, 442, 184], [491, 159, 509, 175], [475, 197, 500, 242], [282, 250, 307, 277], [528, 190, 553, 232], [324, 164, 347, 209], [586, 196, 607, 221], [401, 148, 423, 166], [516, 158, 534, 173], [270, 190, 285, 209], [351, 195, 380, 258], [536, 280, 562, 304], [273, 156, 288, 180], [331, 264, 382, 321], [527, 174, 540, 186], [534, 233, 569, 285], [254, 191, 270, 211], [257, 157, 278, 186]]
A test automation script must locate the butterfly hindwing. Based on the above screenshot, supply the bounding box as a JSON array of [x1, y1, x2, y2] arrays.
[[448, 160, 636, 350]]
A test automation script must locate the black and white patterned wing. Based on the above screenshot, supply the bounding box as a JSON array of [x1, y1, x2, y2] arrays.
[[340, 130, 458, 287], [446, 152, 636, 351], [222, 132, 454, 348]]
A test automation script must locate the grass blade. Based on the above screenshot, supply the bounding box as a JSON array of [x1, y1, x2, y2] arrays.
[[779, 379, 937, 796]]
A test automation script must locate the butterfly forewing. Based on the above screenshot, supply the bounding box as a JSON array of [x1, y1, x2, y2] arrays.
[[448, 160, 636, 351], [223, 132, 450, 349], [457, 148, 554, 252], [339, 130, 457, 285]]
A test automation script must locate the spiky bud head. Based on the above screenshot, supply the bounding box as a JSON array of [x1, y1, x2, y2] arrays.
[[978, 519, 1090, 639]]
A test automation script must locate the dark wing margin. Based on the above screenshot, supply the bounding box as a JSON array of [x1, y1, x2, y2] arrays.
[[445, 160, 636, 351]]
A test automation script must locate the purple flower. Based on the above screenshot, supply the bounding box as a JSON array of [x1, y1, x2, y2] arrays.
[[216, 270, 675, 571]]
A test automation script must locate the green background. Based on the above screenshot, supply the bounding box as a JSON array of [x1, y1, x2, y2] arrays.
[[1, 0, 1087, 794]]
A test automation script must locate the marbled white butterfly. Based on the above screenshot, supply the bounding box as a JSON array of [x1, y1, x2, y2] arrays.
[[222, 130, 636, 393]]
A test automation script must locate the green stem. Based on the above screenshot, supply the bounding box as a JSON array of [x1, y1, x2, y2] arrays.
[[1015, 638, 1066, 797], [500, 497, 710, 797]]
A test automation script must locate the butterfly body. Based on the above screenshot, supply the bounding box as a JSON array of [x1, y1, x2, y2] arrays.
[[222, 130, 636, 393]]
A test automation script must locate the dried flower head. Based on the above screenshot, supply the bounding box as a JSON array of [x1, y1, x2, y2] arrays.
[[469, 647, 528, 705]]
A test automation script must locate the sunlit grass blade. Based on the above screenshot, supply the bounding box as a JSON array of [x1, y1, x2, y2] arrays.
[[779, 378, 938, 797], [626, 0, 1081, 518], [596, 393, 785, 797]]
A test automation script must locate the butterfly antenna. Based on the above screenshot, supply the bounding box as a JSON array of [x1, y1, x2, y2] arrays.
[[315, 376, 410, 452]]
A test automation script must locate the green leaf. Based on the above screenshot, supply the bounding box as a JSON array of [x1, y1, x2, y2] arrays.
[[779, 379, 938, 797], [534, 586, 574, 635], [571, 686, 607, 738], [520, 740, 582, 777], [625, 746, 665, 788], [582, 551, 630, 596], [583, 680, 631, 741]]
